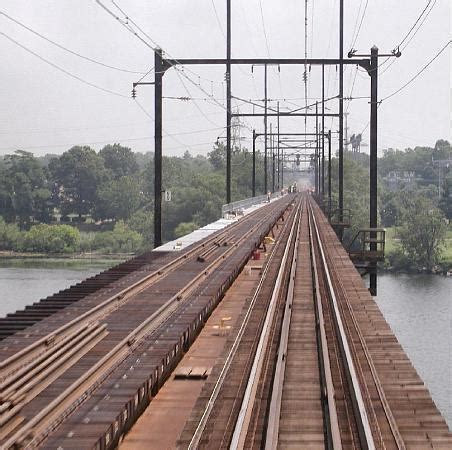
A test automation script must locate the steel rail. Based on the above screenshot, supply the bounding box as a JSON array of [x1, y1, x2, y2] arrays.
[[317, 207, 405, 449], [307, 204, 342, 450], [229, 203, 301, 449], [187, 198, 299, 450], [310, 204, 376, 450], [0, 196, 287, 380], [3, 199, 292, 449], [264, 200, 301, 449]]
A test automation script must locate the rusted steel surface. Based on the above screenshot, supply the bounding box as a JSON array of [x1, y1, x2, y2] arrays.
[[177, 193, 452, 450], [275, 199, 325, 448], [119, 247, 269, 449], [0, 196, 294, 449], [0, 253, 170, 341], [177, 198, 300, 449], [3, 192, 451, 449], [310, 197, 452, 449]]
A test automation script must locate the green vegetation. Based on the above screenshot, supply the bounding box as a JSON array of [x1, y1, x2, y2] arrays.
[[0, 137, 450, 270], [0, 142, 270, 255], [330, 139, 451, 272]]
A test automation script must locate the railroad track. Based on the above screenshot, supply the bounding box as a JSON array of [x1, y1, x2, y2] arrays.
[[0, 196, 293, 449], [185, 194, 408, 449], [184, 195, 301, 448]]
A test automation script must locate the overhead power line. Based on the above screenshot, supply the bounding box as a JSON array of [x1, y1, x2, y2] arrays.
[[398, 0, 435, 49], [0, 10, 146, 74], [350, 0, 369, 50], [97, 0, 224, 89], [95, 0, 156, 51], [211, 0, 226, 37], [381, 40, 451, 102], [258, 0, 271, 56], [0, 32, 128, 98], [380, 0, 437, 75]]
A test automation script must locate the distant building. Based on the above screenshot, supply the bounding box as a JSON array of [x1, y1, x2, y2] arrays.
[[384, 170, 416, 191]]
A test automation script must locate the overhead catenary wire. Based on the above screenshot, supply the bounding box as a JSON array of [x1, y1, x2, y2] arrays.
[[380, 40, 451, 102], [349, 0, 369, 50], [380, 0, 437, 75], [134, 98, 193, 150], [345, 66, 359, 113], [95, 0, 156, 51], [0, 32, 128, 98], [348, 0, 364, 51], [0, 10, 147, 74], [173, 69, 225, 128], [398, 0, 435, 49], [108, 0, 223, 87], [258, 0, 271, 57]]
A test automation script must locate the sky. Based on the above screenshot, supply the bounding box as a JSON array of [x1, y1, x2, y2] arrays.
[[0, 0, 450, 159]]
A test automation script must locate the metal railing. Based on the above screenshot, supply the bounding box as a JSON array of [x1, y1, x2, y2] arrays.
[[221, 193, 282, 218]]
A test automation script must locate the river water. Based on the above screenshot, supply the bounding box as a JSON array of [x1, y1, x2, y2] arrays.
[[376, 273, 451, 428], [0, 260, 451, 427]]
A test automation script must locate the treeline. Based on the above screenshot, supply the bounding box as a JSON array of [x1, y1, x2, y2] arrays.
[[328, 139, 451, 271], [0, 218, 142, 254], [0, 142, 269, 252]]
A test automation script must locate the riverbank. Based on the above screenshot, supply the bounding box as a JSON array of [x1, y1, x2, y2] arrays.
[[0, 253, 127, 271], [0, 250, 131, 260], [384, 226, 452, 273]]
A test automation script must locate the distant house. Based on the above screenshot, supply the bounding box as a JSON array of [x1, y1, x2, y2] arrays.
[[384, 170, 416, 191]]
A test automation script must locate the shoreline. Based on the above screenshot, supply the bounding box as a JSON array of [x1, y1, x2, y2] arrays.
[[0, 251, 132, 261]]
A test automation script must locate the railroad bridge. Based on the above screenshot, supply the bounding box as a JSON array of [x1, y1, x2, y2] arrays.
[[0, 193, 451, 449]]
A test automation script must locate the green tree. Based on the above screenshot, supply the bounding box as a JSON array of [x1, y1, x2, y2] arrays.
[[99, 144, 139, 179], [0, 216, 22, 250], [96, 176, 143, 220], [92, 221, 142, 253], [22, 224, 80, 253], [127, 209, 154, 247], [174, 221, 199, 238], [396, 195, 447, 270], [0, 151, 51, 227], [208, 141, 226, 171], [49, 146, 107, 217]]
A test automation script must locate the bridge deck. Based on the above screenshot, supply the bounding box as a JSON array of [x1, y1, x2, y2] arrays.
[[311, 199, 452, 449], [1, 193, 450, 449]]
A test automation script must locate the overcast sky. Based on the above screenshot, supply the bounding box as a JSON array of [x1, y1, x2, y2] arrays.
[[0, 0, 450, 158]]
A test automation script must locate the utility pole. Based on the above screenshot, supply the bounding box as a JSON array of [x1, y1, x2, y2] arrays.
[[226, 0, 232, 204], [264, 64, 268, 194], [369, 45, 378, 296], [281, 148, 284, 189], [322, 64, 325, 199], [349, 45, 401, 296], [270, 123, 275, 192], [344, 111, 350, 151], [252, 129, 256, 197], [339, 0, 344, 237], [154, 48, 163, 248], [314, 102, 319, 195], [328, 129, 332, 217], [277, 102, 280, 190]]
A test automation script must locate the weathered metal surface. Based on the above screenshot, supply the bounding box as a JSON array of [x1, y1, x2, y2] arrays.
[[0, 196, 293, 449]]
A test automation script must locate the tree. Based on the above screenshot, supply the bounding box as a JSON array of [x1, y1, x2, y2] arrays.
[[99, 144, 139, 179], [49, 146, 107, 217], [127, 209, 154, 248], [397, 195, 447, 270], [0, 151, 51, 227], [22, 224, 80, 253], [208, 141, 226, 171], [96, 176, 143, 220], [174, 221, 198, 237], [92, 221, 142, 253], [0, 216, 22, 250]]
